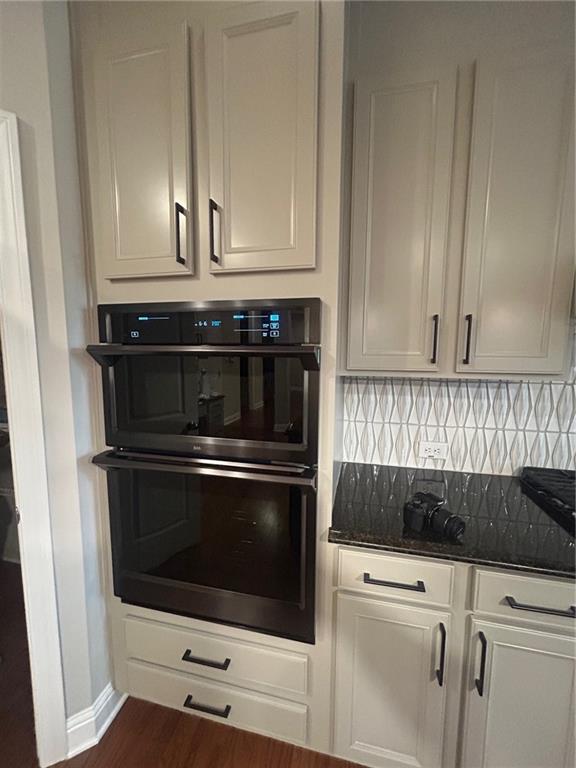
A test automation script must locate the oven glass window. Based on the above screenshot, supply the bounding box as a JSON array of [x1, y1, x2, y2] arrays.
[[113, 355, 306, 445], [116, 469, 305, 605]]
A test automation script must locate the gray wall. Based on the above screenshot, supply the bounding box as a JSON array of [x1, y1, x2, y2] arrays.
[[0, 1, 111, 717]]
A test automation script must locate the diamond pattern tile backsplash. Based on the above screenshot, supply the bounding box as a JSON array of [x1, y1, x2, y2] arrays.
[[341, 378, 576, 475]]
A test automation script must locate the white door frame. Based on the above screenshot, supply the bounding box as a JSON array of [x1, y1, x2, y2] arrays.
[[0, 110, 68, 765]]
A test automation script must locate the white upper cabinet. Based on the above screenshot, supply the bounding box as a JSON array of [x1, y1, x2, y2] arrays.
[[347, 65, 456, 371], [334, 594, 450, 768], [461, 620, 575, 768], [458, 48, 575, 374], [345, 3, 575, 377], [205, 2, 319, 272], [91, 16, 194, 279]]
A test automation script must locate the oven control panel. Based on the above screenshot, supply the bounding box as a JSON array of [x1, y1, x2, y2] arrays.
[[100, 300, 320, 345]]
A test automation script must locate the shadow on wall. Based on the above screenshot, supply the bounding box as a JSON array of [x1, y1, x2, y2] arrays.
[[0, 434, 17, 562], [0, 350, 18, 563]]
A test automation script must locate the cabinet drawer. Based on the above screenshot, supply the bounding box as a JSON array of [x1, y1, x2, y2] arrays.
[[338, 548, 454, 606], [473, 570, 576, 627], [125, 617, 308, 696], [127, 660, 308, 744]]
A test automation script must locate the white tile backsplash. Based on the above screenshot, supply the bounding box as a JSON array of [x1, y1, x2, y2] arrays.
[[341, 378, 576, 475]]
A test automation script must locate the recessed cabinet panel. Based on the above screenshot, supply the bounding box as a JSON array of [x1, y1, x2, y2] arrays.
[[126, 660, 308, 744], [458, 49, 574, 373], [125, 617, 309, 695], [348, 66, 456, 370], [225, 19, 296, 251], [462, 620, 575, 768], [93, 22, 193, 278], [206, 2, 318, 271], [109, 50, 172, 260], [334, 595, 449, 768]]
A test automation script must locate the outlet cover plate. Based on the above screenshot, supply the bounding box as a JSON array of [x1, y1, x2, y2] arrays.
[[418, 441, 449, 460]]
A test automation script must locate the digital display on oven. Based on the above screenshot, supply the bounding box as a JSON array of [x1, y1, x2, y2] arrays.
[[120, 308, 293, 344], [184, 310, 284, 344], [229, 312, 281, 339]]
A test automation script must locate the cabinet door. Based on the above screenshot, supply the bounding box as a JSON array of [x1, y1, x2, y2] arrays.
[[347, 65, 457, 371], [205, 2, 318, 272], [462, 620, 575, 768], [457, 48, 574, 374], [92, 19, 193, 278], [334, 594, 450, 768]]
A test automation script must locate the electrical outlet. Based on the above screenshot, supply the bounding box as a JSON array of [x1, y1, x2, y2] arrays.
[[418, 441, 449, 460]]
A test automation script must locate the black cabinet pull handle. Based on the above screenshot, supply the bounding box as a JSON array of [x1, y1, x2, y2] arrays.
[[175, 202, 186, 266], [363, 572, 426, 592], [505, 595, 576, 619], [436, 623, 447, 687], [183, 694, 231, 719], [430, 314, 440, 364], [209, 198, 219, 264], [475, 631, 487, 696], [462, 313, 473, 364], [182, 649, 231, 670]]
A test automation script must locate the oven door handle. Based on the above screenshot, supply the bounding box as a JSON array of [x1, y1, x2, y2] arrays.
[[87, 343, 320, 371], [92, 450, 318, 489]]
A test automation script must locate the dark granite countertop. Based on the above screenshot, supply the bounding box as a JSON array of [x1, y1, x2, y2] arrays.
[[330, 463, 575, 579]]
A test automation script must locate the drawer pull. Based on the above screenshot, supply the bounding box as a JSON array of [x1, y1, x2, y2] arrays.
[[209, 198, 220, 264], [505, 595, 576, 619], [175, 202, 187, 266], [462, 313, 473, 364], [182, 649, 231, 670], [475, 631, 487, 697], [435, 623, 447, 687], [363, 572, 426, 592], [430, 314, 440, 364], [183, 694, 231, 719]]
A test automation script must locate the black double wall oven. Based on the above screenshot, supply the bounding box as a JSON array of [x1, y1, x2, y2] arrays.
[[89, 299, 320, 644]]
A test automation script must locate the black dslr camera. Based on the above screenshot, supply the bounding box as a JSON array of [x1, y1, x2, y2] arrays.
[[403, 492, 465, 543]]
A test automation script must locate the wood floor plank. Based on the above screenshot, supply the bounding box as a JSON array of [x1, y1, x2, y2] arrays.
[[84, 700, 180, 768], [0, 561, 38, 768], [215, 721, 295, 768], [53, 697, 361, 768], [180, 715, 238, 768], [158, 711, 205, 768]]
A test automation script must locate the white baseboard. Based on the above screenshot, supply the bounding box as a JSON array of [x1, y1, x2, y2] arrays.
[[1, 553, 21, 564], [66, 683, 127, 759]]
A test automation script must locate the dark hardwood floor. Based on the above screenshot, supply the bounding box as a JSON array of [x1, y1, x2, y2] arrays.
[[0, 559, 38, 768], [56, 697, 360, 768], [0, 558, 359, 768]]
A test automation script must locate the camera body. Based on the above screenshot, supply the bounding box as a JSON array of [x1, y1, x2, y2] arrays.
[[403, 491, 465, 543]]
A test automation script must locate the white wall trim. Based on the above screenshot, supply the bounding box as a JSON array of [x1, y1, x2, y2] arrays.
[[2, 553, 21, 565], [0, 110, 68, 766], [224, 409, 241, 426], [67, 684, 127, 759]]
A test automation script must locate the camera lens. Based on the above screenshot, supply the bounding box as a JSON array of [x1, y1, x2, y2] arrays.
[[429, 507, 466, 543], [443, 514, 465, 543]]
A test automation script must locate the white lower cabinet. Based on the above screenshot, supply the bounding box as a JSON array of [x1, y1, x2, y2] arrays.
[[461, 619, 575, 768], [334, 594, 450, 768], [126, 659, 308, 744], [333, 556, 576, 768]]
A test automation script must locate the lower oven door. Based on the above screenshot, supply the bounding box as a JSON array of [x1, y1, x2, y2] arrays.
[[94, 451, 316, 644]]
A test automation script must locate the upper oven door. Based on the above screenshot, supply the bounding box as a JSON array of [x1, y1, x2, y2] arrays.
[[88, 344, 319, 465]]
